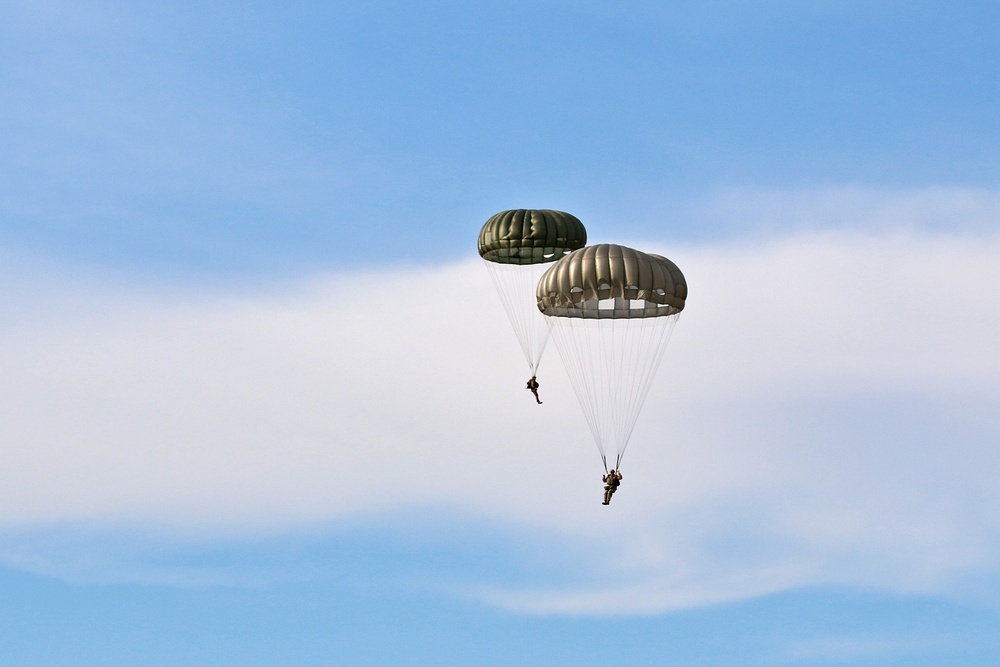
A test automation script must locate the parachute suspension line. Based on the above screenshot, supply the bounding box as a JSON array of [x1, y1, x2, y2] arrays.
[[615, 315, 679, 463], [549, 317, 608, 465], [575, 317, 612, 465], [621, 314, 679, 462], [552, 317, 605, 466], [483, 261, 551, 374], [548, 313, 680, 470], [606, 318, 625, 458], [590, 317, 616, 463]]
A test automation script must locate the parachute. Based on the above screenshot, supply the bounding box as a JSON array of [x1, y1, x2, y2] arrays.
[[537, 244, 687, 471], [478, 209, 587, 381]]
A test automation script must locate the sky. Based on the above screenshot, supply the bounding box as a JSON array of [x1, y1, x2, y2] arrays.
[[1, 1, 999, 665]]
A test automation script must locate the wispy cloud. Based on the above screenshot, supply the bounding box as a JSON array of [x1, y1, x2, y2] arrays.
[[1, 193, 998, 613], [784, 634, 944, 661], [685, 185, 1000, 237]]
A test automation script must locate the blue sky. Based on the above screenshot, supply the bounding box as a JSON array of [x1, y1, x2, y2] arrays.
[[2, 1, 999, 665]]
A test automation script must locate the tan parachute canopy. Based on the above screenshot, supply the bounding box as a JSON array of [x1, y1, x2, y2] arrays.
[[478, 209, 587, 265], [537, 244, 687, 318]]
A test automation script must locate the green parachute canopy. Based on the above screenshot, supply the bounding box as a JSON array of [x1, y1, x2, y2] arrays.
[[478, 209, 587, 265]]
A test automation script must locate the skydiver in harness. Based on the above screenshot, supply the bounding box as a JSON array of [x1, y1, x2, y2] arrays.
[[526, 375, 542, 404], [602, 469, 623, 505]]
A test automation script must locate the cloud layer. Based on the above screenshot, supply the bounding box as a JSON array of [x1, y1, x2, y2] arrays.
[[1, 217, 998, 613]]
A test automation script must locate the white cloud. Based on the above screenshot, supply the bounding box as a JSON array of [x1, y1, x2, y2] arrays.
[[689, 185, 1000, 237], [783, 634, 943, 661], [1, 209, 998, 614]]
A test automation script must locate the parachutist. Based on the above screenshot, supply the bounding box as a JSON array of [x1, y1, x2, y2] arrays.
[[526, 375, 542, 404], [602, 469, 623, 505]]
